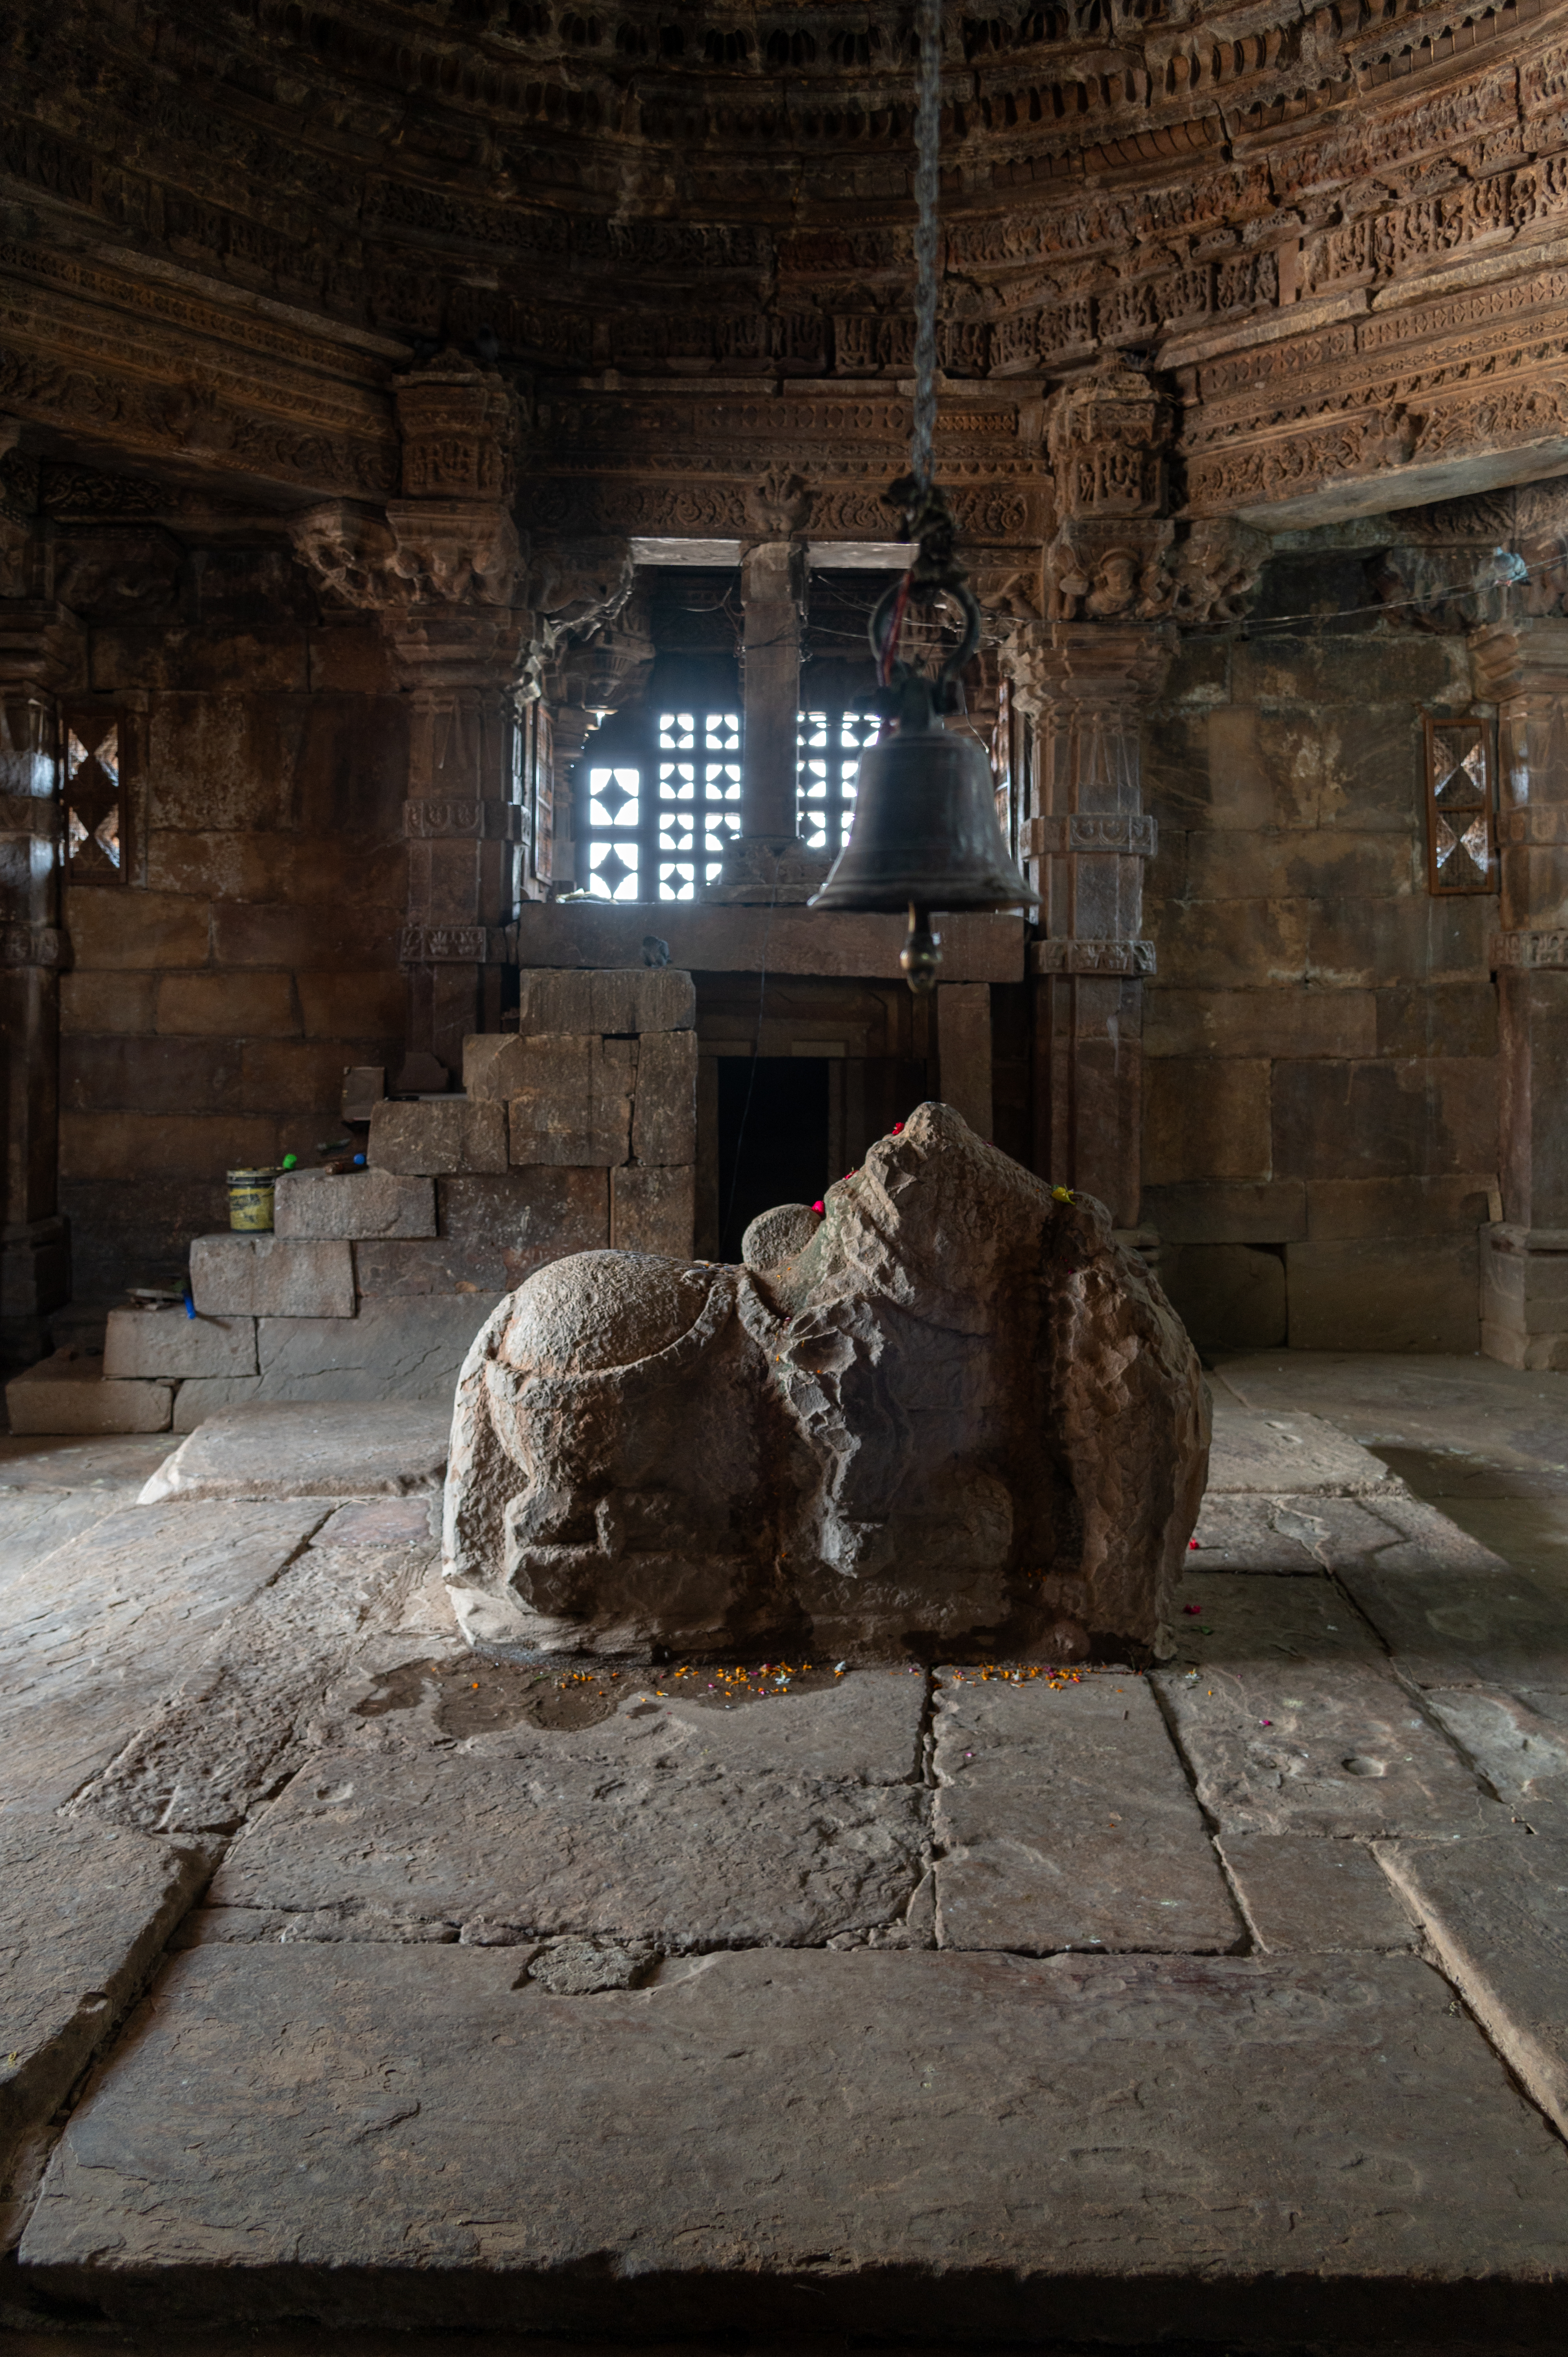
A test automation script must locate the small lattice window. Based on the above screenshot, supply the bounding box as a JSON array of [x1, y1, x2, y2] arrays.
[[1423, 716, 1496, 896], [798, 704, 880, 861], [64, 715, 126, 885], [656, 709, 742, 900]]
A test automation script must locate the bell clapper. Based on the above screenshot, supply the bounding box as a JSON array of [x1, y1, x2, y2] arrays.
[[901, 905, 942, 994]]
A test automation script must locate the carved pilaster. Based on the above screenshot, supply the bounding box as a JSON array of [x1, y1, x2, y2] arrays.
[[0, 590, 85, 1359], [291, 357, 529, 1086], [1469, 618, 1568, 1369]]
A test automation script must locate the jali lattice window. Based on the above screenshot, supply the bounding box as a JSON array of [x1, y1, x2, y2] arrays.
[[656, 709, 742, 898], [64, 717, 125, 884], [1424, 716, 1497, 896], [797, 704, 881, 859], [580, 708, 744, 901]]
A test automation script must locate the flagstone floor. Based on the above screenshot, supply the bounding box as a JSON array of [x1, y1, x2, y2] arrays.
[[2, 1353, 1566, 2355]]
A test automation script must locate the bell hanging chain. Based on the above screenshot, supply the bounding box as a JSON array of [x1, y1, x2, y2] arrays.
[[910, 0, 942, 496], [807, 0, 1037, 992]]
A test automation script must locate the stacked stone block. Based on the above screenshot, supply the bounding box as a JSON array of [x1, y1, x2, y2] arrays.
[[6, 969, 698, 1432]]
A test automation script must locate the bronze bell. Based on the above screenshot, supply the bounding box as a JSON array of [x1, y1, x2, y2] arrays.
[[809, 548, 1037, 988], [809, 721, 1036, 916]]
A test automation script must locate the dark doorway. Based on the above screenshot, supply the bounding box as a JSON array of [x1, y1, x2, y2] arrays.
[[716, 1057, 830, 1261]]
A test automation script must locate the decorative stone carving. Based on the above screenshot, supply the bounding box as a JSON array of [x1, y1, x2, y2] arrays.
[[442, 1103, 1208, 1664], [744, 466, 812, 539]]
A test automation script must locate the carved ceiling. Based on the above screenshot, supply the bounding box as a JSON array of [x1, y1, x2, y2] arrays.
[[1, 0, 1566, 538]]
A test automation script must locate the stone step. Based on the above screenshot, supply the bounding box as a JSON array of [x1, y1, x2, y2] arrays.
[[18, 1944, 1568, 2339]]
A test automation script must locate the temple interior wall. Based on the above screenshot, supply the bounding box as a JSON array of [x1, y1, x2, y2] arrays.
[[55, 574, 411, 1299], [1142, 548, 1499, 1355]]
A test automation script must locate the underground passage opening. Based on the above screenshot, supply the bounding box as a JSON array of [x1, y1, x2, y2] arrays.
[[716, 1056, 831, 1263]]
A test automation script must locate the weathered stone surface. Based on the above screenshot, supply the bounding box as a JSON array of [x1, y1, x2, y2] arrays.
[[253, 1296, 501, 1403], [0, 1434, 176, 1489], [444, 1106, 1207, 1661], [1160, 1242, 1286, 1350], [312, 1497, 438, 1549], [437, 1168, 610, 1289], [0, 1486, 141, 1597], [741, 1202, 821, 1275], [103, 1307, 257, 1381], [504, 1035, 635, 1167], [1426, 1686, 1568, 1828], [1205, 1406, 1393, 1496], [1337, 1554, 1568, 1690], [1217, 1834, 1416, 1953], [0, 1501, 327, 1809], [609, 1162, 694, 1256], [630, 1029, 698, 1165], [932, 1672, 1240, 1953], [1287, 1235, 1485, 1354], [190, 1233, 355, 1319], [1381, 1834, 1568, 2141], [170, 1376, 262, 1431], [368, 1100, 507, 1177], [0, 1822, 207, 2201], [73, 1542, 438, 1838], [21, 1946, 1568, 2337], [5, 1354, 173, 1436], [209, 1736, 926, 1950], [274, 1171, 436, 1241], [500, 966, 695, 1043], [141, 1402, 451, 1503], [1153, 1574, 1487, 1836], [1187, 1490, 1412, 1572]]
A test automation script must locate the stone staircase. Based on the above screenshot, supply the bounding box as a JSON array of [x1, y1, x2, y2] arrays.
[[7, 968, 697, 1436]]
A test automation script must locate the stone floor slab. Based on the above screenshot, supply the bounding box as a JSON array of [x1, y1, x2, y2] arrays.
[[1336, 1556, 1568, 1691], [208, 1681, 928, 1950], [0, 1435, 176, 1489], [1206, 1405, 1395, 1495], [1154, 1575, 1488, 1837], [311, 1497, 438, 1549], [1379, 1833, 1568, 2141], [931, 1672, 1240, 1953], [1188, 1491, 1410, 1572], [1217, 1834, 1417, 1953], [19, 1945, 1568, 2338], [0, 1500, 327, 1809], [140, 1403, 452, 1504], [209, 1755, 926, 1950], [72, 1543, 439, 1839], [0, 1487, 136, 1598], [1425, 1687, 1568, 1830], [0, 1821, 207, 2212]]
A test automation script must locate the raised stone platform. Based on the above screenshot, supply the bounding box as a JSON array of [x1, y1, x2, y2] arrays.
[[4, 1358, 1568, 2348]]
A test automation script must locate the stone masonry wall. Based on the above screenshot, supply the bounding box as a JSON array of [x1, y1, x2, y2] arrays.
[[57, 583, 410, 1300], [1141, 552, 1499, 1354]]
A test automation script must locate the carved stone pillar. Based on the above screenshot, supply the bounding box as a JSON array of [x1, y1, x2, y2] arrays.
[[1470, 618, 1568, 1367], [709, 470, 828, 904], [0, 591, 84, 1366], [1012, 363, 1265, 1228], [292, 357, 528, 1089], [1014, 625, 1170, 1226]]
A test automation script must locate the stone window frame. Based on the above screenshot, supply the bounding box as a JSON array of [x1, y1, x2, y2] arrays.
[[1422, 712, 1498, 898]]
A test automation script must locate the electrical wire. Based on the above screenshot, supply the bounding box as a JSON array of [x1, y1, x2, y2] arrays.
[[910, 0, 943, 496]]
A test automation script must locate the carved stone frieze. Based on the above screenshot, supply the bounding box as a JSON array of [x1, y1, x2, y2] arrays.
[[1024, 814, 1158, 859], [1031, 939, 1158, 978], [1493, 929, 1568, 970], [404, 800, 524, 842]]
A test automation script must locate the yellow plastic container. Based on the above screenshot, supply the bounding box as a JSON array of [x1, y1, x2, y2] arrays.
[[227, 1166, 278, 1232]]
